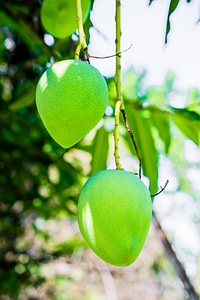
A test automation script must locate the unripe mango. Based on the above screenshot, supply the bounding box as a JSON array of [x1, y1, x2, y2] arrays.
[[78, 169, 152, 266], [35, 59, 108, 148], [41, 0, 91, 39]]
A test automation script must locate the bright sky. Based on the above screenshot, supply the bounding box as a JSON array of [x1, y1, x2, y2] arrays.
[[89, 0, 200, 91]]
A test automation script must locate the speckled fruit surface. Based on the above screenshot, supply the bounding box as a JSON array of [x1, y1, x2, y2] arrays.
[[78, 169, 152, 266], [41, 0, 91, 38], [36, 59, 108, 148]]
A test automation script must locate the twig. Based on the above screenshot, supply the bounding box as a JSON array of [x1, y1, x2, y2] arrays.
[[85, 44, 132, 60], [120, 108, 142, 178], [151, 180, 169, 197], [153, 211, 199, 300]]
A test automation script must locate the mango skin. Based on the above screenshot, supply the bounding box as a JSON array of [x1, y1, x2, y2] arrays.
[[78, 169, 152, 267], [35, 59, 108, 148], [41, 0, 91, 39]]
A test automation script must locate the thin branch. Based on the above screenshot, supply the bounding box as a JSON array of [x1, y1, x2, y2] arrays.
[[151, 180, 169, 197], [85, 44, 132, 60], [153, 211, 199, 300], [120, 108, 142, 178]]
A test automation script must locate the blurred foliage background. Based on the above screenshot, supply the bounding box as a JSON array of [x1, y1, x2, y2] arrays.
[[0, 0, 200, 299]]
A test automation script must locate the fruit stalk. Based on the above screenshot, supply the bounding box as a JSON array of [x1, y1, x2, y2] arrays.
[[75, 0, 87, 59], [114, 1, 142, 176], [115, 0, 123, 106], [114, 0, 124, 170]]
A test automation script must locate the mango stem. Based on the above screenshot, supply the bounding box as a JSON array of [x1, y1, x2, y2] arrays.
[[75, 0, 87, 59], [114, 0, 124, 170]]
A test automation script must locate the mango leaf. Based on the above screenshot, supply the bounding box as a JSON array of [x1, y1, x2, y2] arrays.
[[149, 0, 155, 5], [90, 126, 109, 175], [125, 106, 158, 195], [165, 0, 180, 43], [187, 89, 200, 114], [151, 111, 171, 153], [150, 0, 192, 39], [172, 108, 200, 145]]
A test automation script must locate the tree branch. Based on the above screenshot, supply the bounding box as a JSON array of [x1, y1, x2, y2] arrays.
[[120, 108, 142, 178], [152, 211, 199, 300]]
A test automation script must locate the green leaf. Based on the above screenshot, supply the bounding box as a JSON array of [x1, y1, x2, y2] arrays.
[[187, 89, 200, 114], [165, 0, 180, 43], [125, 107, 158, 195], [172, 108, 200, 145], [149, 0, 155, 5], [173, 108, 200, 121], [90, 126, 109, 175], [152, 111, 171, 153]]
